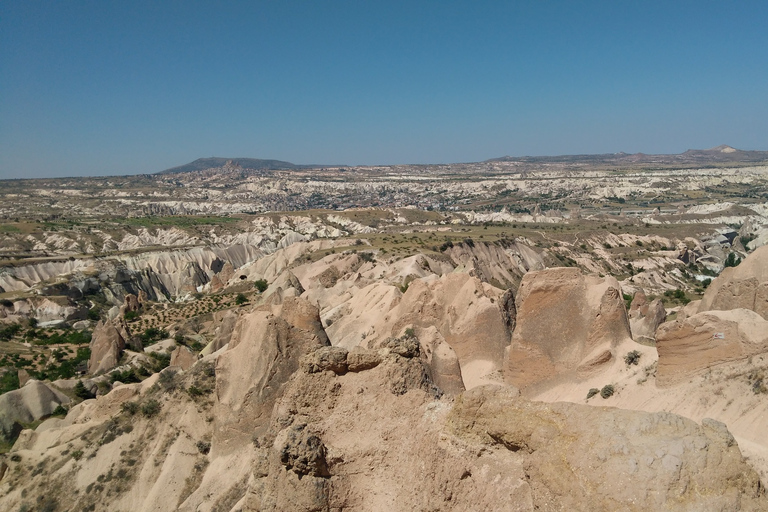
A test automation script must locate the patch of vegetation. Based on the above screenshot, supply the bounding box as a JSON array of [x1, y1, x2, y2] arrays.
[[122, 215, 238, 228], [0, 323, 22, 341], [0, 369, 20, 394], [624, 350, 641, 366], [110, 367, 142, 384], [147, 351, 171, 373], [724, 252, 741, 268], [586, 388, 599, 400], [235, 293, 248, 305], [28, 328, 92, 346], [740, 234, 756, 248], [33, 346, 90, 380], [253, 279, 268, 293], [140, 327, 169, 346], [196, 440, 211, 454], [121, 401, 140, 415], [141, 399, 161, 417], [74, 380, 95, 400], [600, 384, 615, 399], [663, 288, 690, 305]]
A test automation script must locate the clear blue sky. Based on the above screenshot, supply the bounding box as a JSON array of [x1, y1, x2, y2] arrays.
[[1, 1, 767, 178]]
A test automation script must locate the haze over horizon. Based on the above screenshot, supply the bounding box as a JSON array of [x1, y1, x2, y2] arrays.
[[1, 1, 767, 179]]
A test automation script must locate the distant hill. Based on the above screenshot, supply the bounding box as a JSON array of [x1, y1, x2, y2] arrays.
[[157, 158, 316, 174], [487, 146, 768, 166]]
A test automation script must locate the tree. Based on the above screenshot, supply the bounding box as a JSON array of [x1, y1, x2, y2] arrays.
[[724, 253, 741, 268], [74, 380, 95, 400]]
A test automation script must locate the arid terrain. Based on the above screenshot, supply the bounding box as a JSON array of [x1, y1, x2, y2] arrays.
[[1, 147, 768, 511]]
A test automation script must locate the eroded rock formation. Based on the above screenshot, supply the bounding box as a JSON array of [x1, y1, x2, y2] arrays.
[[505, 268, 633, 389]]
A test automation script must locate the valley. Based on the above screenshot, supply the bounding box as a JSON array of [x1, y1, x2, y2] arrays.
[[1, 150, 768, 510]]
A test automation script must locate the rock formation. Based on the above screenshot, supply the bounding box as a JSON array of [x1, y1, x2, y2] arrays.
[[0, 380, 70, 444], [88, 318, 134, 374], [1, 290, 766, 511], [169, 345, 196, 370], [628, 289, 667, 343], [656, 308, 768, 386], [505, 268, 633, 390], [698, 245, 768, 319]]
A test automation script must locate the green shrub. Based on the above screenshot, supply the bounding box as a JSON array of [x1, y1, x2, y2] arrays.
[[624, 350, 641, 366], [724, 252, 741, 268], [109, 368, 141, 384], [235, 293, 248, 305], [254, 279, 268, 293], [140, 327, 169, 346], [51, 405, 68, 417], [121, 401, 139, 415], [0, 323, 22, 341], [196, 440, 211, 454], [141, 399, 161, 417], [147, 352, 171, 373], [74, 380, 95, 400], [600, 385, 615, 399], [586, 388, 599, 400], [0, 370, 20, 395], [124, 311, 139, 321]]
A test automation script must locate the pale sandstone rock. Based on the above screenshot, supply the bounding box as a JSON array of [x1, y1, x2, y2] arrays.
[[656, 308, 768, 386], [699, 245, 768, 319], [169, 345, 197, 371], [88, 319, 130, 374], [0, 380, 70, 443], [448, 385, 766, 511], [213, 296, 330, 453], [505, 268, 632, 389], [628, 289, 667, 342]]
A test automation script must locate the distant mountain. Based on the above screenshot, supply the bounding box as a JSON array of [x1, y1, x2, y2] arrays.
[[157, 157, 318, 175], [487, 146, 768, 166]]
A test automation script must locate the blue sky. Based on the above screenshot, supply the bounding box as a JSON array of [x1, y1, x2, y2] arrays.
[[1, 1, 767, 178]]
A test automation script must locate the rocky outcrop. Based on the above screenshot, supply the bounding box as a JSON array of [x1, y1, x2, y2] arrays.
[[448, 385, 765, 511], [348, 274, 508, 389], [3, 298, 767, 512], [88, 319, 134, 374], [0, 380, 70, 443], [505, 268, 632, 390], [628, 290, 667, 343], [212, 296, 330, 452], [169, 345, 197, 370], [698, 245, 768, 319], [656, 308, 768, 386]]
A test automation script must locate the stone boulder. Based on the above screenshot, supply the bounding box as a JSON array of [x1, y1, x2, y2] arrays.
[[505, 268, 632, 389], [656, 308, 768, 386], [628, 290, 667, 343], [698, 244, 768, 319]]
